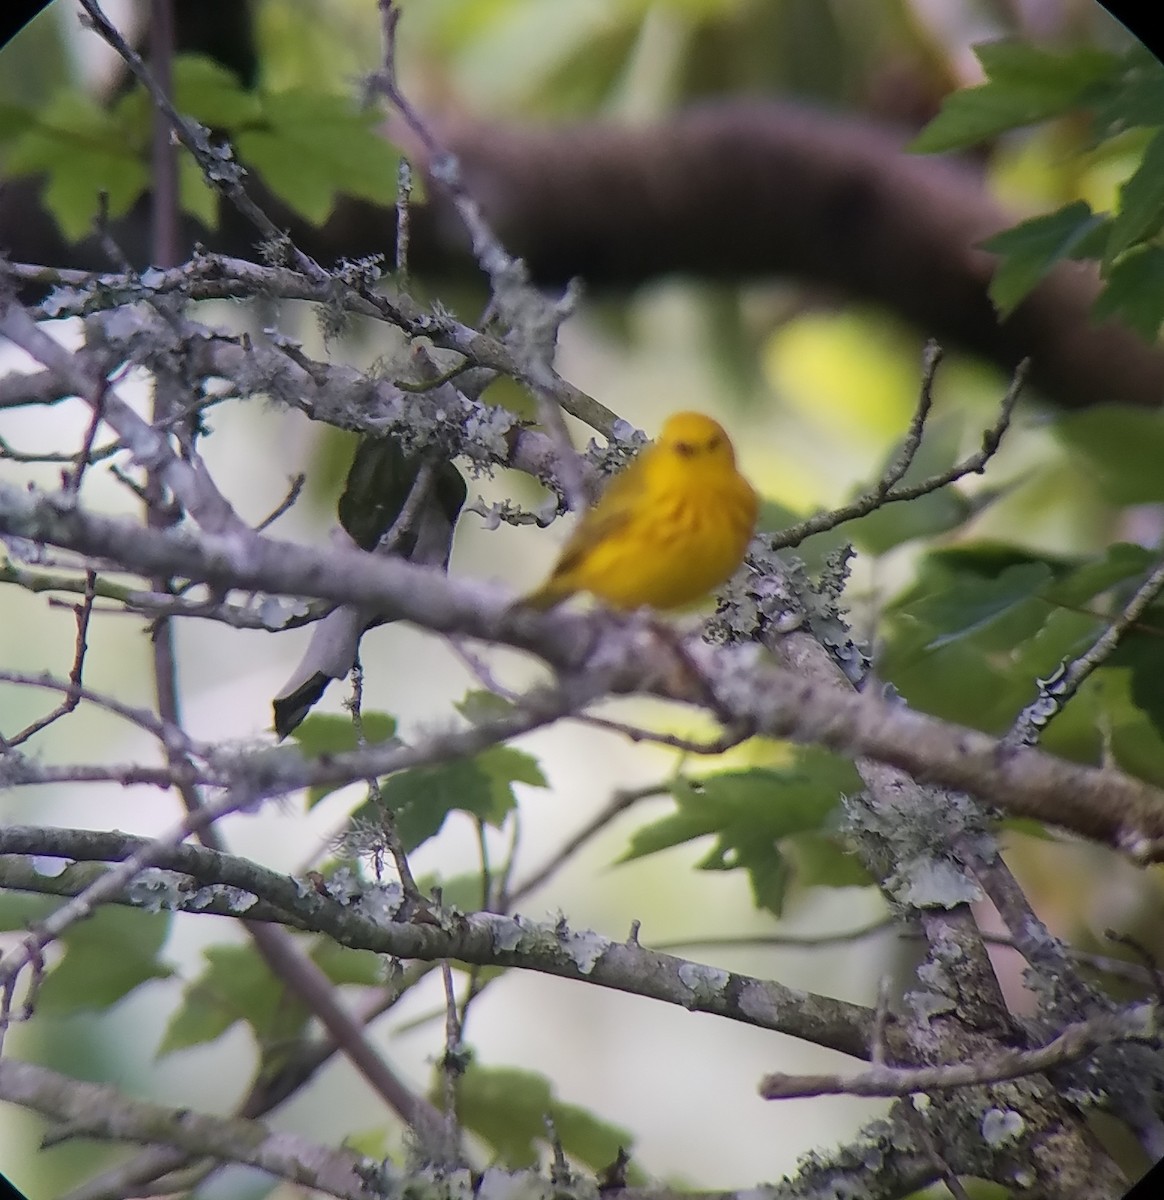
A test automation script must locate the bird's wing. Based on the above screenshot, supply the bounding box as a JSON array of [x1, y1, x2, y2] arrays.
[[549, 502, 634, 581], [272, 460, 467, 737], [539, 451, 649, 583]]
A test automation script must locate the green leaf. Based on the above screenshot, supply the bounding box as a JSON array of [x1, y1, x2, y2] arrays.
[[1059, 667, 1164, 789], [1093, 245, 1164, 341], [178, 150, 219, 228], [171, 54, 262, 128], [236, 89, 406, 225], [38, 906, 172, 1015], [881, 617, 1023, 733], [882, 546, 1068, 729], [310, 938, 385, 987], [451, 1064, 635, 1172], [849, 488, 975, 558], [294, 711, 398, 756], [112, 57, 253, 230], [910, 82, 1057, 152], [0, 891, 55, 929], [846, 414, 977, 555], [1090, 52, 1164, 136], [1107, 127, 1164, 262], [0, 100, 36, 140], [911, 41, 1117, 153], [906, 562, 1053, 651], [622, 752, 861, 915], [454, 689, 517, 725], [980, 202, 1107, 315], [1107, 616, 1164, 739], [362, 743, 545, 854], [380, 760, 495, 853], [5, 90, 149, 242], [973, 40, 1117, 88], [1057, 406, 1164, 503], [784, 831, 874, 889], [1044, 542, 1156, 608], [478, 745, 548, 794], [295, 711, 398, 809], [159, 944, 308, 1057]]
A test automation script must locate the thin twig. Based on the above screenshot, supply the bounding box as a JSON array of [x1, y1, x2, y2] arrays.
[[77, 0, 327, 281], [1, 572, 98, 747], [346, 662, 423, 901], [770, 353, 1026, 551], [0, 789, 248, 1051], [439, 960, 465, 1162], [370, 0, 589, 512], [395, 156, 412, 284], [0, 559, 319, 631], [876, 342, 941, 492], [5, 253, 622, 438], [255, 474, 307, 533], [0, 432, 121, 467], [65, 379, 109, 494], [1103, 930, 1164, 1002], [573, 713, 753, 755], [759, 1004, 1158, 1099], [505, 783, 669, 906], [652, 921, 896, 952], [654, 923, 1162, 987], [0, 657, 196, 748], [1010, 554, 1164, 745]]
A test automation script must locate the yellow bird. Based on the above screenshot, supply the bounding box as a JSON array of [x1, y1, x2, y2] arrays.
[[523, 411, 758, 611]]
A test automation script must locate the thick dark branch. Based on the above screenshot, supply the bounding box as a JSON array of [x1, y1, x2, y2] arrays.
[[5, 103, 1162, 411]]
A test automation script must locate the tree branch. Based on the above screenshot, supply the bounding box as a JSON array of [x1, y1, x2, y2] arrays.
[[0, 824, 877, 1062], [4, 480, 1164, 859], [759, 1004, 1159, 1099], [0, 1058, 372, 1200]]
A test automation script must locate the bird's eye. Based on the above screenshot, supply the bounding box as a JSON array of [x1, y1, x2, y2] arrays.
[[707, 435, 722, 451], [674, 441, 695, 457]]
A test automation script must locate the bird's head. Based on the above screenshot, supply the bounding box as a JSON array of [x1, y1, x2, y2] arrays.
[[655, 411, 737, 468]]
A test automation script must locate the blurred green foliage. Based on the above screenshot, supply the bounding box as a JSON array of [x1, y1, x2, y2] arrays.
[[916, 40, 1164, 337], [448, 1062, 638, 1174], [1, 52, 408, 240]]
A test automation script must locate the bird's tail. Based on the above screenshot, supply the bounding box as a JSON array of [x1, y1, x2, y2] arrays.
[[272, 602, 371, 739], [516, 580, 570, 612]]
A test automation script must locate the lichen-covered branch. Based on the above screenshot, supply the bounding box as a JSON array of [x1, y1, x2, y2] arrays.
[[0, 1057, 373, 1200], [0, 825, 876, 1062], [759, 1004, 1159, 1098], [3, 481, 1164, 859]]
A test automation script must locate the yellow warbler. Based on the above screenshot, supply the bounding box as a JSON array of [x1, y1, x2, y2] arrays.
[[523, 411, 758, 611]]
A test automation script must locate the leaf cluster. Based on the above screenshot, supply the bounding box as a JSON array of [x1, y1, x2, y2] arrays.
[[914, 40, 1164, 338], [0, 55, 409, 242]]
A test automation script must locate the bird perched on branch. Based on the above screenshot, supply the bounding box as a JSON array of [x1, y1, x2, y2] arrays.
[[272, 436, 466, 739], [522, 410, 757, 611]]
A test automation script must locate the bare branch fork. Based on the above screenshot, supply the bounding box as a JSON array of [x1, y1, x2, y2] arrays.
[[770, 343, 1026, 551]]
